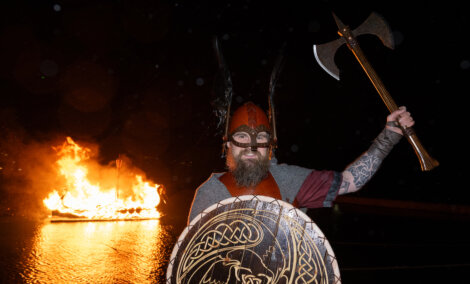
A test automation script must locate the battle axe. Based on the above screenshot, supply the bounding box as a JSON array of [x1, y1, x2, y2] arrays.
[[313, 12, 439, 171]]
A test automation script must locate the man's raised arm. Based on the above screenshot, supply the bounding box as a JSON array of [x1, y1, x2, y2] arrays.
[[339, 106, 414, 195]]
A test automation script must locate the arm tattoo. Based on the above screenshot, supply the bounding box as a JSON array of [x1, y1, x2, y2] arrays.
[[346, 152, 383, 189], [345, 128, 402, 191]]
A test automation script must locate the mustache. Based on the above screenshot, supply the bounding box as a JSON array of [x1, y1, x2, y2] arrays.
[[237, 149, 262, 159]]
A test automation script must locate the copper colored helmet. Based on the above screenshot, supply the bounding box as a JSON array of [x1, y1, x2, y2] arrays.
[[224, 102, 275, 151]]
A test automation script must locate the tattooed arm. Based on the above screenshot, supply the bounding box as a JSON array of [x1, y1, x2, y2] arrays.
[[338, 106, 414, 195]]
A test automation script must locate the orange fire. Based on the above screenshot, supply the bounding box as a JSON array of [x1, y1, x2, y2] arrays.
[[43, 137, 161, 220]]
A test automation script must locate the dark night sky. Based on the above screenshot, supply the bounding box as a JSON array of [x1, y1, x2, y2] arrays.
[[0, 0, 468, 218]]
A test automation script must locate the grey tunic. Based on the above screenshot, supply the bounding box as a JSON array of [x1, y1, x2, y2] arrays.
[[188, 158, 315, 223]]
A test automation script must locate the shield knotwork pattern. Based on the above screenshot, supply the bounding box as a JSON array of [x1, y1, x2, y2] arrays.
[[167, 195, 341, 283]]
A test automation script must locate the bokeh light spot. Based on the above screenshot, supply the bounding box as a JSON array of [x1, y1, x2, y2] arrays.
[[291, 144, 299, 153], [195, 78, 204, 86], [40, 59, 59, 77], [460, 60, 470, 70]]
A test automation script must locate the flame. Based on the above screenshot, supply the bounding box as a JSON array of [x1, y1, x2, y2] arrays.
[[43, 137, 161, 220]]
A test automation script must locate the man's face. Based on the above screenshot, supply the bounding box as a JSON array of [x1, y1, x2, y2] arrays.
[[226, 131, 271, 187], [229, 131, 269, 163]]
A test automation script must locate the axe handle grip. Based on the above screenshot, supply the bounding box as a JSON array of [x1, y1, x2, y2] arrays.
[[350, 45, 439, 171], [402, 127, 440, 171]]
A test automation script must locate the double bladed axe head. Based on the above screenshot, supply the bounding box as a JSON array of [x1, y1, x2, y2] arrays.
[[313, 12, 394, 80]]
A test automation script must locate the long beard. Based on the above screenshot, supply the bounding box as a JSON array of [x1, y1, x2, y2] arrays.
[[226, 148, 270, 187]]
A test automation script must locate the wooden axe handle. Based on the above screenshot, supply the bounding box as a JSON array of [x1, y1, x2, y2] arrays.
[[350, 42, 439, 171]]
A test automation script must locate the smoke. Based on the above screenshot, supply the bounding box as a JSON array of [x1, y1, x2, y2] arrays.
[[0, 128, 64, 220]]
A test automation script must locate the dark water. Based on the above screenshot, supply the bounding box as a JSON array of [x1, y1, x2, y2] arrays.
[[1, 205, 469, 284], [310, 205, 470, 284]]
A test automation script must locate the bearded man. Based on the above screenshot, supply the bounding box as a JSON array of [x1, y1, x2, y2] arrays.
[[187, 101, 414, 223]]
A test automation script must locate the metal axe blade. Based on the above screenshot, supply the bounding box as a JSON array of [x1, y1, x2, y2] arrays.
[[353, 12, 394, 50], [313, 38, 344, 80], [313, 12, 394, 80]]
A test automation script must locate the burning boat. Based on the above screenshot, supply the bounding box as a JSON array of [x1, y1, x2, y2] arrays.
[[43, 137, 165, 222]]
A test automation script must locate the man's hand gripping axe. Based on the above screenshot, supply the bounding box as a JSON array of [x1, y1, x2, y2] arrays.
[[313, 12, 439, 171]]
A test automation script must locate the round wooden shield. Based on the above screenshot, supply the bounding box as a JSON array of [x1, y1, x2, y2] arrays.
[[166, 195, 341, 283]]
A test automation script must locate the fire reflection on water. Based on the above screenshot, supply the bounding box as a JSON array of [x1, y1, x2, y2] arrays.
[[1, 218, 174, 283]]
